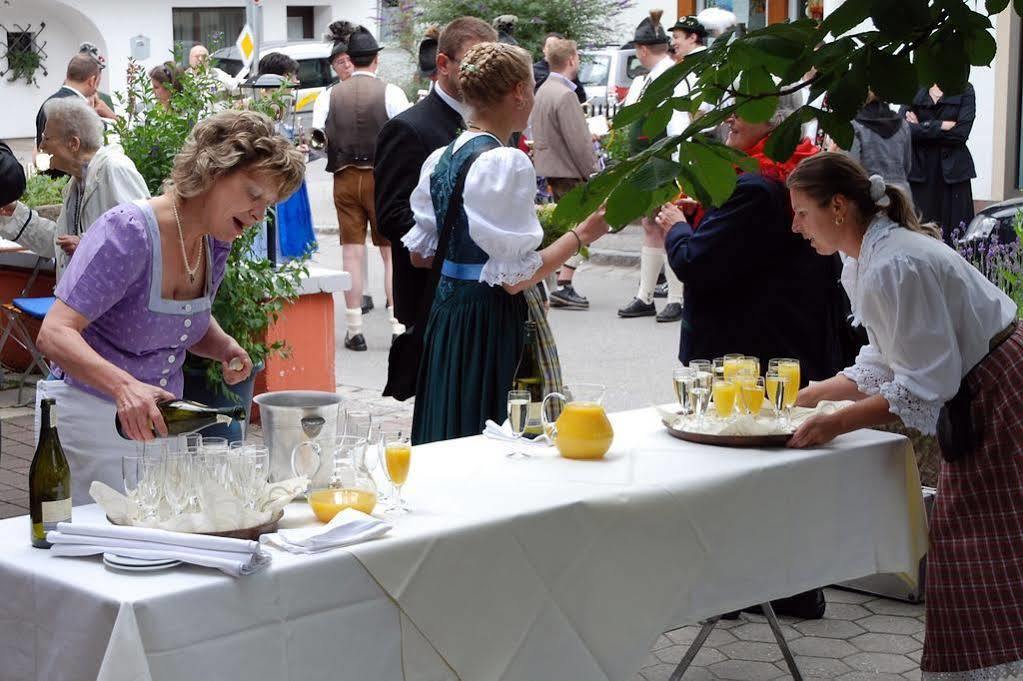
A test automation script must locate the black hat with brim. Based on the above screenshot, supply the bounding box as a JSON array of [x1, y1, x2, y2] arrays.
[[346, 28, 382, 58], [0, 142, 26, 207], [671, 16, 708, 37], [634, 11, 670, 45]]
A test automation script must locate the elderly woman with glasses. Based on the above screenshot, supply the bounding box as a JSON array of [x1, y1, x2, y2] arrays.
[[34, 110, 305, 505], [0, 98, 150, 279]]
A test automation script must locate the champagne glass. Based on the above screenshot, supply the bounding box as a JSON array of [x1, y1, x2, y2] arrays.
[[138, 453, 165, 520], [506, 389, 531, 459], [343, 409, 373, 441], [163, 453, 192, 517], [241, 445, 270, 510], [181, 434, 204, 512], [766, 370, 793, 429], [122, 455, 143, 522], [768, 358, 801, 409], [722, 354, 744, 382], [688, 362, 713, 428], [673, 367, 695, 416], [712, 379, 737, 420], [381, 430, 412, 514], [364, 426, 390, 503], [712, 357, 726, 381], [741, 376, 766, 416]]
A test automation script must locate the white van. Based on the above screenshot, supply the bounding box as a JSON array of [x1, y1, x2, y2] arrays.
[[578, 46, 645, 111], [212, 40, 336, 129]]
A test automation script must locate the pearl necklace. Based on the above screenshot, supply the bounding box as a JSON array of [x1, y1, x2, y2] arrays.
[[171, 198, 204, 284]]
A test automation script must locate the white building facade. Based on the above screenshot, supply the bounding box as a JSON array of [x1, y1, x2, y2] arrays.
[[0, 0, 377, 140]]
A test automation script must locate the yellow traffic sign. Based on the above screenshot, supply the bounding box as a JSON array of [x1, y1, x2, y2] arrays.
[[236, 24, 256, 67]]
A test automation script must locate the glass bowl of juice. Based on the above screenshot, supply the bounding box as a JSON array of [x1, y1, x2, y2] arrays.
[[308, 486, 378, 523]]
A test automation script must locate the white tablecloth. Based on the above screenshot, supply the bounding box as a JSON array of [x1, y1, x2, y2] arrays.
[[0, 408, 927, 681]]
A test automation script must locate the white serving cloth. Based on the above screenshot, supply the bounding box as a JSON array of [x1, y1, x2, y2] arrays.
[[840, 215, 1017, 433], [46, 522, 270, 577], [403, 132, 544, 287], [261, 508, 391, 554], [0, 407, 927, 681]]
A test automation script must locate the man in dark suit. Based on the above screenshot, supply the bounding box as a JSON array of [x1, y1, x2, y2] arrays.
[[375, 16, 497, 332]]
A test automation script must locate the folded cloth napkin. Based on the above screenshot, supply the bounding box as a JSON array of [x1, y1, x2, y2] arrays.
[[47, 522, 271, 577], [261, 508, 391, 554], [482, 420, 551, 446]]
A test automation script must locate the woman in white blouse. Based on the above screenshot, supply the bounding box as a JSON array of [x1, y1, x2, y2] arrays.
[[403, 42, 608, 444], [786, 152, 1022, 679]]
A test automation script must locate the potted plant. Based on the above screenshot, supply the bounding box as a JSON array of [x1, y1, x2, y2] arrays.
[[113, 55, 313, 438]]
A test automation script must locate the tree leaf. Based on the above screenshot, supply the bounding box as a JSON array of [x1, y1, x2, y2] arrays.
[[986, 0, 1010, 13], [612, 99, 656, 129], [826, 63, 868, 118], [642, 105, 673, 139], [817, 110, 855, 150], [736, 66, 779, 123], [821, 0, 872, 36], [763, 107, 807, 162], [631, 157, 681, 191], [964, 28, 997, 66], [871, 0, 930, 40], [932, 28, 971, 93], [604, 181, 650, 228], [680, 141, 739, 206], [868, 49, 919, 104]]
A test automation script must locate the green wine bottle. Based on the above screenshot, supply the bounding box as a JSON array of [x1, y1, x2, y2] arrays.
[[29, 398, 71, 549], [512, 321, 544, 437], [114, 400, 247, 440]]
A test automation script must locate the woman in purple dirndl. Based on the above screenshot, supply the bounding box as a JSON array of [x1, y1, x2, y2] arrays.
[[785, 152, 1023, 680], [36, 110, 305, 505]]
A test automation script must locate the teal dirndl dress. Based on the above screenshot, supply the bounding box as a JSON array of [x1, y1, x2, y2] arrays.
[[411, 135, 530, 444]]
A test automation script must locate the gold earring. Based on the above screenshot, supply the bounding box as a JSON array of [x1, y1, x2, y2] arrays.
[[835, 215, 845, 226]]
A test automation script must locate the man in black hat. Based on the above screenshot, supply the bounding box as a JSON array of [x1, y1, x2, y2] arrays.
[[617, 9, 685, 324], [374, 17, 498, 398], [418, 26, 440, 84], [324, 26, 411, 351]]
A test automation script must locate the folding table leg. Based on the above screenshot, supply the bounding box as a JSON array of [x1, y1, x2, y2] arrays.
[[667, 616, 720, 681], [762, 601, 803, 681]]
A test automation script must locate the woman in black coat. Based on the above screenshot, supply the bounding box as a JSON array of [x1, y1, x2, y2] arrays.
[[899, 84, 976, 243]]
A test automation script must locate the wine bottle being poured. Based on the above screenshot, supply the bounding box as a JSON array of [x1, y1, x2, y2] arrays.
[[114, 400, 247, 440]]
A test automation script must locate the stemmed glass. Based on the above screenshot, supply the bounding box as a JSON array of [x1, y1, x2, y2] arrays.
[[673, 367, 695, 417], [240, 445, 270, 510], [506, 389, 531, 459], [766, 369, 794, 429], [138, 453, 165, 520], [122, 455, 144, 522], [163, 453, 192, 517], [380, 430, 412, 514], [712, 379, 737, 421], [688, 360, 713, 428], [364, 425, 390, 503], [344, 409, 373, 441]]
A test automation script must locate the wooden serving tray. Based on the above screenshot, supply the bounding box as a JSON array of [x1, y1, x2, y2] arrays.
[[108, 509, 283, 541], [663, 420, 792, 448]]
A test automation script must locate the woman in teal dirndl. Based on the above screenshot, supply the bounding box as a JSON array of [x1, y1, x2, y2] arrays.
[[403, 42, 609, 444]]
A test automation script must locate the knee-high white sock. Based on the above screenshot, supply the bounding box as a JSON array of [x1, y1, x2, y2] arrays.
[[663, 252, 684, 305], [345, 308, 363, 336], [636, 247, 663, 304], [387, 306, 405, 336]]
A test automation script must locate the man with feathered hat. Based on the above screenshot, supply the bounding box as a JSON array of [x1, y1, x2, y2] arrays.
[[617, 10, 685, 324]]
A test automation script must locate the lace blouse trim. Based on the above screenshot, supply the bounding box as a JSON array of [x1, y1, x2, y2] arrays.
[[880, 379, 942, 435]]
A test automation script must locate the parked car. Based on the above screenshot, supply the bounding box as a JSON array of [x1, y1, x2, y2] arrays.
[[960, 196, 1023, 245], [578, 46, 644, 112], [212, 40, 337, 130]]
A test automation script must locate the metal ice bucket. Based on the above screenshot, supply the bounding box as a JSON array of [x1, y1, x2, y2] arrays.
[[252, 391, 344, 483]]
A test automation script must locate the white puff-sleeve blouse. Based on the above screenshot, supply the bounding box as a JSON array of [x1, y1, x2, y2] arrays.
[[402, 132, 544, 287], [839, 216, 1017, 434]]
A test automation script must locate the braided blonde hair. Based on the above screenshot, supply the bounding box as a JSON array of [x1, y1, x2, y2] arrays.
[[458, 41, 533, 110]]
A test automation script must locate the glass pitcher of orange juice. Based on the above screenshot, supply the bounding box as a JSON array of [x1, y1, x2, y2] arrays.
[[293, 435, 379, 522], [540, 383, 614, 460]]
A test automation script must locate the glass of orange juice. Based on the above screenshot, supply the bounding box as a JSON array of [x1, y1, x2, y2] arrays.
[[765, 370, 794, 428], [381, 430, 412, 514], [769, 358, 801, 408], [722, 354, 744, 382], [740, 376, 765, 416], [712, 379, 737, 420]]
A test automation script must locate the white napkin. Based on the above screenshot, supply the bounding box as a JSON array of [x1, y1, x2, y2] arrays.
[[261, 508, 391, 554], [587, 114, 610, 137], [482, 420, 551, 447], [89, 476, 309, 533], [46, 522, 271, 577]]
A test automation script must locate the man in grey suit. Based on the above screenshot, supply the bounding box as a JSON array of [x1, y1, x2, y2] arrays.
[[531, 38, 598, 310]]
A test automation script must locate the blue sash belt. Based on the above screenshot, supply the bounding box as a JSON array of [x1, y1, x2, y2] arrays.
[[441, 260, 484, 281]]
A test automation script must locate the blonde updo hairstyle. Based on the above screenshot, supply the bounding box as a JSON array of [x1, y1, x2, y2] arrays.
[[167, 109, 305, 201], [787, 152, 941, 240], [458, 41, 533, 111]]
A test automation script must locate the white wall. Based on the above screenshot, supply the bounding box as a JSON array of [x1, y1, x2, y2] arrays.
[[0, 0, 375, 140]]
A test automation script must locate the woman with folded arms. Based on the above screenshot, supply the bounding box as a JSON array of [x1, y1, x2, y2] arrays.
[[36, 110, 304, 504], [403, 41, 608, 444], [786, 152, 1022, 680]]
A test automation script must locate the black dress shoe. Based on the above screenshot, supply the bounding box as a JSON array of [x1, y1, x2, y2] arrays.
[[361, 295, 374, 314], [345, 333, 367, 351], [549, 285, 589, 309], [617, 297, 656, 318], [653, 282, 669, 298], [656, 302, 682, 323]]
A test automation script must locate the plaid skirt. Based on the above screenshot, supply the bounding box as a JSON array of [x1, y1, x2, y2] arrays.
[[922, 324, 1023, 679]]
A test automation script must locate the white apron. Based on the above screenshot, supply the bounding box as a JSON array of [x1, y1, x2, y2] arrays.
[[34, 379, 138, 507]]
